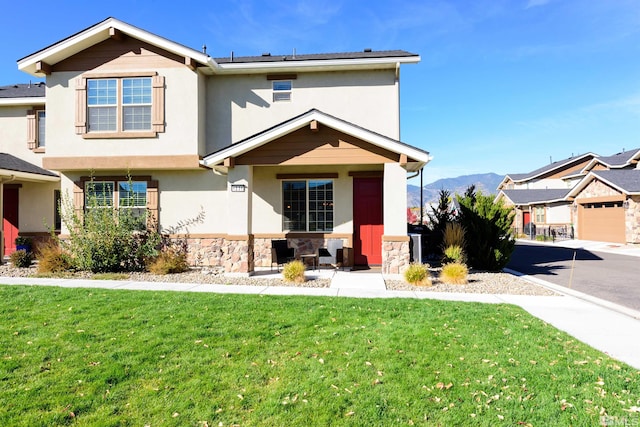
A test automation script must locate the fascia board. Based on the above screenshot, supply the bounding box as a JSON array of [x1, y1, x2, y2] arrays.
[[18, 18, 211, 76], [212, 56, 420, 74], [202, 110, 431, 167], [0, 169, 59, 182], [0, 97, 45, 106], [566, 172, 634, 198]]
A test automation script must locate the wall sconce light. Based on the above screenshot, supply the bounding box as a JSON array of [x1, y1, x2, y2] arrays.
[[623, 200, 630, 209], [231, 184, 246, 192]]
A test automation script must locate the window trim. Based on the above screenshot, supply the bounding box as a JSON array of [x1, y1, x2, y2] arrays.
[[74, 175, 159, 230], [75, 72, 164, 139], [272, 80, 292, 102], [282, 179, 334, 232], [535, 206, 545, 223], [27, 107, 45, 152]]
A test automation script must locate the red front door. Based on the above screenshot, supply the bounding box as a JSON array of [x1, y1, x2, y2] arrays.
[[353, 177, 383, 266], [3, 187, 19, 256]]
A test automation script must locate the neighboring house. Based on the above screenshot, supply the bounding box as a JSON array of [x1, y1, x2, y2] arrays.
[[496, 149, 640, 243], [0, 17, 431, 274]]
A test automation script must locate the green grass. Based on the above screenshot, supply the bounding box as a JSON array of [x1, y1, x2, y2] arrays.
[[0, 285, 638, 426]]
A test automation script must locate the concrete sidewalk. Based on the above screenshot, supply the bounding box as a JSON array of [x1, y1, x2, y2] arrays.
[[519, 238, 640, 258], [1, 270, 639, 370]]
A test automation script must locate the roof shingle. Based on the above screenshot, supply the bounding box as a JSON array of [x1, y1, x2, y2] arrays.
[[0, 153, 57, 177], [0, 83, 45, 98]]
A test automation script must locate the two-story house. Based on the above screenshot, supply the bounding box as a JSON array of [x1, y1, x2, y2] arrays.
[[496, 148, 640, 243], [1, 17, 431, 275]]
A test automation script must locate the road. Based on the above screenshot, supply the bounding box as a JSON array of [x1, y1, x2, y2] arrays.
[[507, 241, 640, 312]]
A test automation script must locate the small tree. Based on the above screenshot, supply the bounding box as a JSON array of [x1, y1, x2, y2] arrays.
[[456, 186, 515, 271], [426, 189, 454, 258]]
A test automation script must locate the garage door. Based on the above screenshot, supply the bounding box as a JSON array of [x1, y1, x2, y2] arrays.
[[578, 201, 625, 243]]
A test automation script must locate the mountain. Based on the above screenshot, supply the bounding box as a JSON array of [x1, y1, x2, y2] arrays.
[[407, 173, 503, 208]]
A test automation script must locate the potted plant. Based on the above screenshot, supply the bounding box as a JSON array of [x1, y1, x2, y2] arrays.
[[15, 236, 33, 252]]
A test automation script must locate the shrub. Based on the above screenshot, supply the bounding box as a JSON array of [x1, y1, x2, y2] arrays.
[[440, 262, 468, 285], [442, 245, 465, 264], [426, 189, 455, 258], [442, 222, 465, 249], [457, 185, 515, 271], [58, 179, 161, 273], [147, 248, 190, 275], [36, 242, 71, 274], [282, 260, 306, 284], [403, 263, 432, 286], [9, 250, 33, 268]]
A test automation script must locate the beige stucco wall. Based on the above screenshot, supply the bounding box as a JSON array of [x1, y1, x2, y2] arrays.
[[59, 169, 228, 235], [45, 67, 201, 157], [0, 104, 46, 167], [251, 165, 361, 234], [546, 203, 571, 224], [521, 178, 567, 190], [17, 181, 59, 232], [207, 69, 399, 152]]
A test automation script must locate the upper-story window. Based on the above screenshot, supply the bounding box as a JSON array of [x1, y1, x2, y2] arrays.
[[27, 108, 45, 151], [273, 80, 292, 102], [87, 77, 152, 132], [37, 110, 46, 147], [75, 73, 165, 138]]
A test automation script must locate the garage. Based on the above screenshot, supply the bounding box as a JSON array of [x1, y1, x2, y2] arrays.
[[578, 200, 625, 243]]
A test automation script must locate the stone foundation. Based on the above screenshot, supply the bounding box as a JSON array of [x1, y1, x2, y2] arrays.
[[178, 236, 253, 274], [382, 239, 410, 274], [625, 196, 640, 244]]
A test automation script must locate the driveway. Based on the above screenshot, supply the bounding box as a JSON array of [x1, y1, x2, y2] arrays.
[[507, 241, 640, 312]]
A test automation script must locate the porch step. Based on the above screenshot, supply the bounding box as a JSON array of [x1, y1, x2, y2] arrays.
[[330, 270, 386, 290]]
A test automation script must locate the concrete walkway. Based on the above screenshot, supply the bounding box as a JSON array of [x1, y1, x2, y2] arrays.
[[1, 268, 639, 370]]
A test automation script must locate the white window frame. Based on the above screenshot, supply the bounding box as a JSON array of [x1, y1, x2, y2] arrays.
[[272, 80, 292, 102], [84, 180, 148, 229], [37, 110, 46, 148], [87, 77, 152, 133]]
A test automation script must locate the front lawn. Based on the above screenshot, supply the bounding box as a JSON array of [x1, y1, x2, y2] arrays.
[[0, 285, 638, 426]]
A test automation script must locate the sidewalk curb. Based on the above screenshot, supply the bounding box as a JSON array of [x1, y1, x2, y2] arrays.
[[504, 267, 640, 320]]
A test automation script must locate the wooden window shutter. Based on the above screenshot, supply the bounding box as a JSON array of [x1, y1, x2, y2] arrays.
[[152, 75, 165, 133], [27, 109, 37, 149], [73, 181, 85, 221], [146, 180, 159, 230], [75, 78, 87, 134]]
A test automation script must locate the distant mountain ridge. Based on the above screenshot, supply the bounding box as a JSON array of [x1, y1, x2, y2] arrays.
[[407, 173, 503, 207]]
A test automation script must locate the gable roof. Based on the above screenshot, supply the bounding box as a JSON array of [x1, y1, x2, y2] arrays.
[[498, 188, 571, 205], [581, 148, 640, 172], [568, 169, 640, 197], [503, 152, 597, 185], [0, 153, 59, 182], [202, 109, 431, 171], [18, 17, 420, 77], [18, 17, 214, 77]]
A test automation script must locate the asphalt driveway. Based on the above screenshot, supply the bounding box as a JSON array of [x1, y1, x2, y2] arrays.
[[507, 241, 640, 312]]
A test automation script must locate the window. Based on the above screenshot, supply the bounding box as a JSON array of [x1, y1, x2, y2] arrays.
[[87, 77, 151, 132], [54, 190, 61, 231], [84, 180, 148, 229], [273, 80, 292, 102], [282, 180, 333, 231], [75, 74, 164, 138], [535, 206, 545, 223], [26, 108, 45, 150]]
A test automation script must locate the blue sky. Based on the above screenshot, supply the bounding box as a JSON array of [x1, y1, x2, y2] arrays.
[[2, 0, 640, 184]]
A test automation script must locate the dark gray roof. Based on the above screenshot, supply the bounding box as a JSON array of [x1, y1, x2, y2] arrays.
[[506, 152, 597, 182], [214, 50, 418, 64], [501, 188, 570, 205], [0, 83, 45, 98], [594, 148, 640, 168], [0, 153, 57, 177], [591, 170, 640, 193]]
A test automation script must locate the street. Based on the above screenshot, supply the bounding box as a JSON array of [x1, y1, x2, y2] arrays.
[[507, 241, 640, 311]]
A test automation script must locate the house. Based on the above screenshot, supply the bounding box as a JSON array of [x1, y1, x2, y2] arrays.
[[496, 149, 640, 244], [0, 17, 431, 275]]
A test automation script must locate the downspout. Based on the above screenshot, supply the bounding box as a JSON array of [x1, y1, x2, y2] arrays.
[[0, 175, 16, 263]]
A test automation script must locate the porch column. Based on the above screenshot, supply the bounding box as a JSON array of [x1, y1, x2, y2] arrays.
[[225, 165, 254, 274], [0, 180, 3, 263], [382, 163, 410, 274]]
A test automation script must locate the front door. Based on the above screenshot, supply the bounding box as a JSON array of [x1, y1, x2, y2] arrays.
[[3, 187, 19, 256], [353, 177, 383, 265]]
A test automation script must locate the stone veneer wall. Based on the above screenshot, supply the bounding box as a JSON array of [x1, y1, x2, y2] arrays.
[[382, 239, 410, 274], [625, 196, 640, 244], [178, 236, 253, 274]]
